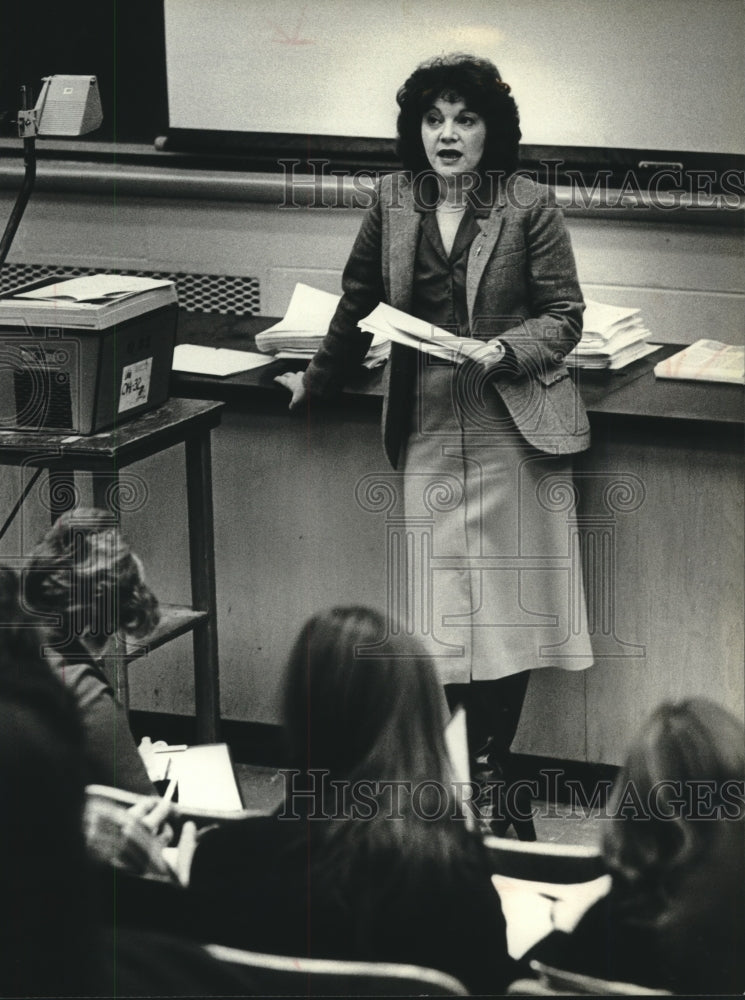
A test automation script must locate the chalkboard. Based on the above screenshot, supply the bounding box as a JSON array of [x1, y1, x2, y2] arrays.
[[164, 0, 743, 156]]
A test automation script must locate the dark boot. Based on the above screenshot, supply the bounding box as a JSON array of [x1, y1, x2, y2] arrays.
[[476, 747, 537, 842], [446, 674, 536, 840]]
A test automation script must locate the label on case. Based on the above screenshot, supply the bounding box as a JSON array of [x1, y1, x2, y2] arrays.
[[119, 357, 153, 412]]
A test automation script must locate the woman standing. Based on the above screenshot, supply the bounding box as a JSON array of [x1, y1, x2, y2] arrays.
[[277, 55, 594, 836]]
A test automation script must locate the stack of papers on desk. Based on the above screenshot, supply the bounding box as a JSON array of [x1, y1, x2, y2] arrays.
[[567, 299, 659, 370], [255, 283, 389, 369]]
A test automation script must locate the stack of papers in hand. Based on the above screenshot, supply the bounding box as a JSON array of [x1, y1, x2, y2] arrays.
[[255, 283, 389, 370], [567, 299, 659, 370], [358, 302, 492, 364], [654, 340, 745, 384]]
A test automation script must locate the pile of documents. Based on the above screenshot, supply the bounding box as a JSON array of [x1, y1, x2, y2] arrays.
[[255, 283, 389, 369], [567, 299, 659, 370], [259, 286, 666, 374]]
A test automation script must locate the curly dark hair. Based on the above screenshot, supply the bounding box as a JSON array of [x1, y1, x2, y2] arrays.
[[396, 53, 521, 177], [23, 508, 159, 645]]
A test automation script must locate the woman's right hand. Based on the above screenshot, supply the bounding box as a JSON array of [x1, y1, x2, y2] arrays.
[[274, 371, 307, 410], [128, 794, 175, 846]]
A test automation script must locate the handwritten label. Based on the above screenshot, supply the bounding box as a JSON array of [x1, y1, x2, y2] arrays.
[[119, 357, 153, 412]]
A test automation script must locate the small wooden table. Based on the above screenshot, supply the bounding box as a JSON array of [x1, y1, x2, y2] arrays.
[[0, 397, 224, 742]]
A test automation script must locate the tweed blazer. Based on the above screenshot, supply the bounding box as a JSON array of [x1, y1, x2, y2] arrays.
[[304, 171, 591, 467]]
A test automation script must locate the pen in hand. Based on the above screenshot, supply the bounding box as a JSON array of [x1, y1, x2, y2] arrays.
[[162, 759, 178, 803]]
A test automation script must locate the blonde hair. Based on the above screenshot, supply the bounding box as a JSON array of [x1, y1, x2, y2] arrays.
[[23, 508, 159, 643]]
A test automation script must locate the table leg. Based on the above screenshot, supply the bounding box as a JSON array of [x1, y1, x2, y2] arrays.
[[47, 469, 77, 523], [185, 429, 220, 743], [92, 470, 118, 513]]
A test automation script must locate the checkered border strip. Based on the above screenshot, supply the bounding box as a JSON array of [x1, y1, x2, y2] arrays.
[[0, 264, 260, 316]]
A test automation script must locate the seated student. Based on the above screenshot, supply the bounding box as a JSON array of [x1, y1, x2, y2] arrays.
[[0, 565, 254, 998], [171, 606, 520, 995], [527, 698, 745, 995], [22, 508, 159, 794]]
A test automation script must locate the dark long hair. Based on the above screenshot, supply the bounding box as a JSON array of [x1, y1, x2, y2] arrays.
[[396, 53, 521, 177], [22, 507, 159, 646], [604, 698, 745, 918], [0, 565, 92, 995], [282, 607, 483, 905]]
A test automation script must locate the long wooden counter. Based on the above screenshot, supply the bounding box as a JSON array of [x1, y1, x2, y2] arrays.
[[164, 313, 742, 765]]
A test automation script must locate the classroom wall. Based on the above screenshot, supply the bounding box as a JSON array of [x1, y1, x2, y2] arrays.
[[0, 185, 742, 760], [0, 191, 745, 343], [5, 187, 743, 346]]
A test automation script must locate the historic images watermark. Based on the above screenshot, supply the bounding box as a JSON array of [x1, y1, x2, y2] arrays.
[[353, 458, 645, 666], [277, 768, 745, 824], [277, 159, 745, 212]]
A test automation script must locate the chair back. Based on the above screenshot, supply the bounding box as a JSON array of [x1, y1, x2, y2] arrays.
[[204, 943, 470, 996], [507, 961, 673, 996], [483, 834, 606, 884]]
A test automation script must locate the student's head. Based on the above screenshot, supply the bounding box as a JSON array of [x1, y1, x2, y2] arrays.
[[0, 565, 91, 994], [283, 607, 475, 888], [23, 507, 159, 649], [604, 698, 745, 899], [283, 605, 450, 787], [396, 53, 521, 177]]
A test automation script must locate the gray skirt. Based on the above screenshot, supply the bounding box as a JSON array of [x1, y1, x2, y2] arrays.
[[400, 360, 594, 685]]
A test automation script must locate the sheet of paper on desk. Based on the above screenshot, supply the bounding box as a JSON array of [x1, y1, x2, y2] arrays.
[[173, 744, 244, 812], [172, 343, 274, 377]]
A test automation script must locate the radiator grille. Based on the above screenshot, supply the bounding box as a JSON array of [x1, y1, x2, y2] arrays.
[[0, 264, 261, 316]]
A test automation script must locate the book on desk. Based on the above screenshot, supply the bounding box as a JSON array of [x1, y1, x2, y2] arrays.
[[653, 339, 745, 385]]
